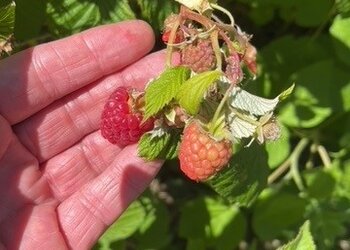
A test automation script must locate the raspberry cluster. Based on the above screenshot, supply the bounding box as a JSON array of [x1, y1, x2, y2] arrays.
[[100, 1, 283, 183]]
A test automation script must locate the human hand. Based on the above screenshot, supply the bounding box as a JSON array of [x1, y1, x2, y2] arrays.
[[0, 20, 170, 249]]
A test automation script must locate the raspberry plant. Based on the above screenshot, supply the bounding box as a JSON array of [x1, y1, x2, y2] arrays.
[[4, 0, 350, 249]]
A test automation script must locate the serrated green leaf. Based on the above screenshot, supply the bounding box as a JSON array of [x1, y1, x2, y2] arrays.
[[279, 84, 295, 101], [96, 200, 145, 249], [330, 15, 350, 67], [228, 84, 293, 117], [304, 169, 336, 200], [47, 0, 136, 36], [253, 191, 308, 240], [278, 0, 333, 27], [278, 221, 316, 250], [136, 0, 178, 31], [144, 66, 190, 119], [138, 128, 181, 160], [0, 1, 15, 40], [279, 60, 350, 128], [134, 194, 171, 249], [14, 0, 45, 40], [177, 70, 221, 115], [179, 197, 246, 250], [227, 113, 257, 139], [207, 143, 269, 206], [257, 36, 333, 97]]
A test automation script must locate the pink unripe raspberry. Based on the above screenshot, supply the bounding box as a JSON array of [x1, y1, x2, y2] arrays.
[[181, 39, 216, 73], [179, 121, 232, 182]]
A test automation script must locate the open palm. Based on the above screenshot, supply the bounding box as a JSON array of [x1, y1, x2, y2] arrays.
[[0, 21, 168, 249]]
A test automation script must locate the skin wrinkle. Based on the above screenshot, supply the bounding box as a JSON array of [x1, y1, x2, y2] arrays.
[[60, 92, 97, 137], [77, 33, 105, 76], [45, 155, 92, 200], [30, 46, 58, 102], [41, 131, 119, 201], [78, 142, 101, 177], [58, 201, 105, 249]]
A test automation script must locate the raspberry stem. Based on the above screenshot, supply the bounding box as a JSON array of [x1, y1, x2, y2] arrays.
[[166, 16, 181, 67], [210, 30, 222, 70], [210, 3, 235, 26], [209, 82, 234, 135]]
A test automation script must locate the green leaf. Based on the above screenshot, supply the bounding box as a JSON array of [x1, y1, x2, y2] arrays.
[[252, 191, 308, 240], [47, 0, 136, 36], [279, 60, 350, 128], [179, 197, 246, 250], [97, 200, 145, 249], [227, 113, 257, 139], [134, 194, 171, 249], [265, 124, 291, 169], [14, 0, 46, 40], [144, 66, 190, 119], [306, 198, 350, 249], [228, 84, 293, 117], [304, 169, 336, 200], [279, 84, 295, 101], [330, 15, 350, 67], [257, 36, 333, 97], [207, 142, 269, 207], [177, 70, 221, 115], [0, 1, 15, 40], [138, 128, 181, 160], [136, 0, 178, 31], [278, 221, 316, 250], [278, 0, 333, 27]]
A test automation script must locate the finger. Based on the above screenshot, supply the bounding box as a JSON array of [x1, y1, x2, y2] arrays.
[[0, 136, 52, 223], [57, 145, 162, 249], [42, 130, 120, 201], [13, 51, 176, 162], [0, 115, 12, 159], [0, 20, 155, 124]]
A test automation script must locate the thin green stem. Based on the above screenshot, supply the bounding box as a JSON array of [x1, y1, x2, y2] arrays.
[[311, 2, 337, 41], [210, 29, 222, 70], [210, 3, 235, 26], [211, 83, 234, 127], [268, 158, 292, 185], [290, 138, 309, 191], [268, 138, 309, 186], [317, 144, 332, 169]]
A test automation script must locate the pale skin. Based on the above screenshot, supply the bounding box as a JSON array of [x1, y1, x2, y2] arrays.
[[0, 20, 174, 249]]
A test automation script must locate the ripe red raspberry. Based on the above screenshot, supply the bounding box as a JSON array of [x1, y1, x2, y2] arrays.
[[225, 53, 243, 85], [100, 87, 154, 146], [181, 39, 215, 73], [179, 121, 232, 182]]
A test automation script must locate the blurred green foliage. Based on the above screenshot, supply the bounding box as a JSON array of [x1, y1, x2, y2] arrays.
[[1, 0, 350, 249]]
